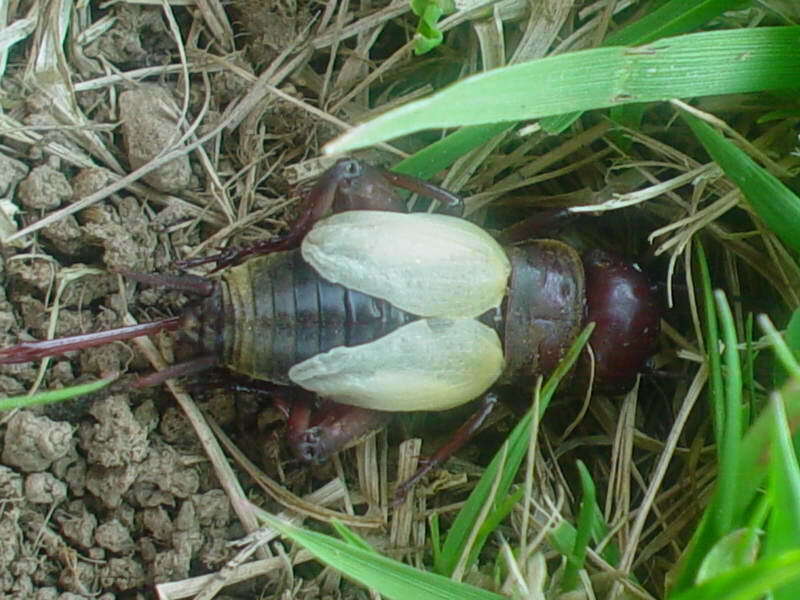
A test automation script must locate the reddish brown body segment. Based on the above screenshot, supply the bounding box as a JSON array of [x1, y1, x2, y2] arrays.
[[583, 249, 661, 392]]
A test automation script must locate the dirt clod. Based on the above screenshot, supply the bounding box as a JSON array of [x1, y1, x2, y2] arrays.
[[3, 411, 75, 472], [133, 443, 200, 503], [85, 464, 138, 509], [32, 586, 58, 600], [62, 456, 87, 496], [17, 164, 73, 210], [141, 505, 173, 542], [41, 215, 85, 256], [70, 168, 110, 199], [0, 467, 22, 567], [159, 405, 201, 449], [80, 197, 157, 272], [99, 556, 146, 592], [84, 4, 171, 66], [95, 519, 136, 555], [119, 86, 191, 193], [57, 500, 98, 549], [193, 488, 230, 528], [150, 549, 191, 584], [79, 395, 148, 467], [7, 257, 57, 294], [0, 153, 29, 196], [24, 472, 68, 504]]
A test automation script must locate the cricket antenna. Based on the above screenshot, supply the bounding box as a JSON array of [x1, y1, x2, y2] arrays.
[[0, 317, 182, 364]]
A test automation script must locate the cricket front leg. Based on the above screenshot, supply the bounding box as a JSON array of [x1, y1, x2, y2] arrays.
[[177, 158, 409, 271], [177, 158, 468, 270]]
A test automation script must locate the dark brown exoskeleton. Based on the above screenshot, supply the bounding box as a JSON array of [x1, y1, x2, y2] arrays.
[[0, 158, 660, 496]]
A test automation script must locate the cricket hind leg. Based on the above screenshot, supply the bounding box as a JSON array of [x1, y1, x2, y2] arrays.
[[393, 392, 499, 504]]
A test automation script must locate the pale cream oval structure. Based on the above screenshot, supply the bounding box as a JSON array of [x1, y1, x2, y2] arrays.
[[301, 211, 511, 318], [289, 318, 504, 411]]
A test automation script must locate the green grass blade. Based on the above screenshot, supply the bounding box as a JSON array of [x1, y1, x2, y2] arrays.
[[392, 123, 513, 180], [396, 0, 740, 162], [327, 27, 800, 154], [0, 376, 116, 411], [393, 0, 755, 171], [764, 392, 800, 600], [697, 244, 725, 446], [713, 290, 744, 538], [673, 371, 800, 592], [695, 240, 725, 440], [743, 313, 756, 426], [682, 111, 800, 255], [604, 0, 748, 46], [670, 257, 741, 592], [695, 528, 760, 584], [562, 461, 597, 591], [429, 513, 442, 566], [465, 486, 526, 568], [410, 0, 453, 55], [542, 0, 742, 133], [735, 379, 800, 522], [258, 512, 506, 600], [330, 520, 378, 553], [435, 324, 594, 576], [545, 507, 621, 570], [590, 501, 621, 566], [763, 311, 800, 387], [668, 550, 800, 600]]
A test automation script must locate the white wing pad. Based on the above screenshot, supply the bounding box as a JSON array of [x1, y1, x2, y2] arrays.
[[288, 318, 504, 411], [301, 211, 511, 318]]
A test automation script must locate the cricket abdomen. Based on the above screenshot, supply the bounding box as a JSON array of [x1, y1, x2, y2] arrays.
[[216, 250, 417, 384]]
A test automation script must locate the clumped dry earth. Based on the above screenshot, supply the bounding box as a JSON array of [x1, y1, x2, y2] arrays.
[[2, 1, 786, 599]]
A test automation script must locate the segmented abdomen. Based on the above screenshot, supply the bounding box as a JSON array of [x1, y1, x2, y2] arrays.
[[217, 250, 417, 384]]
